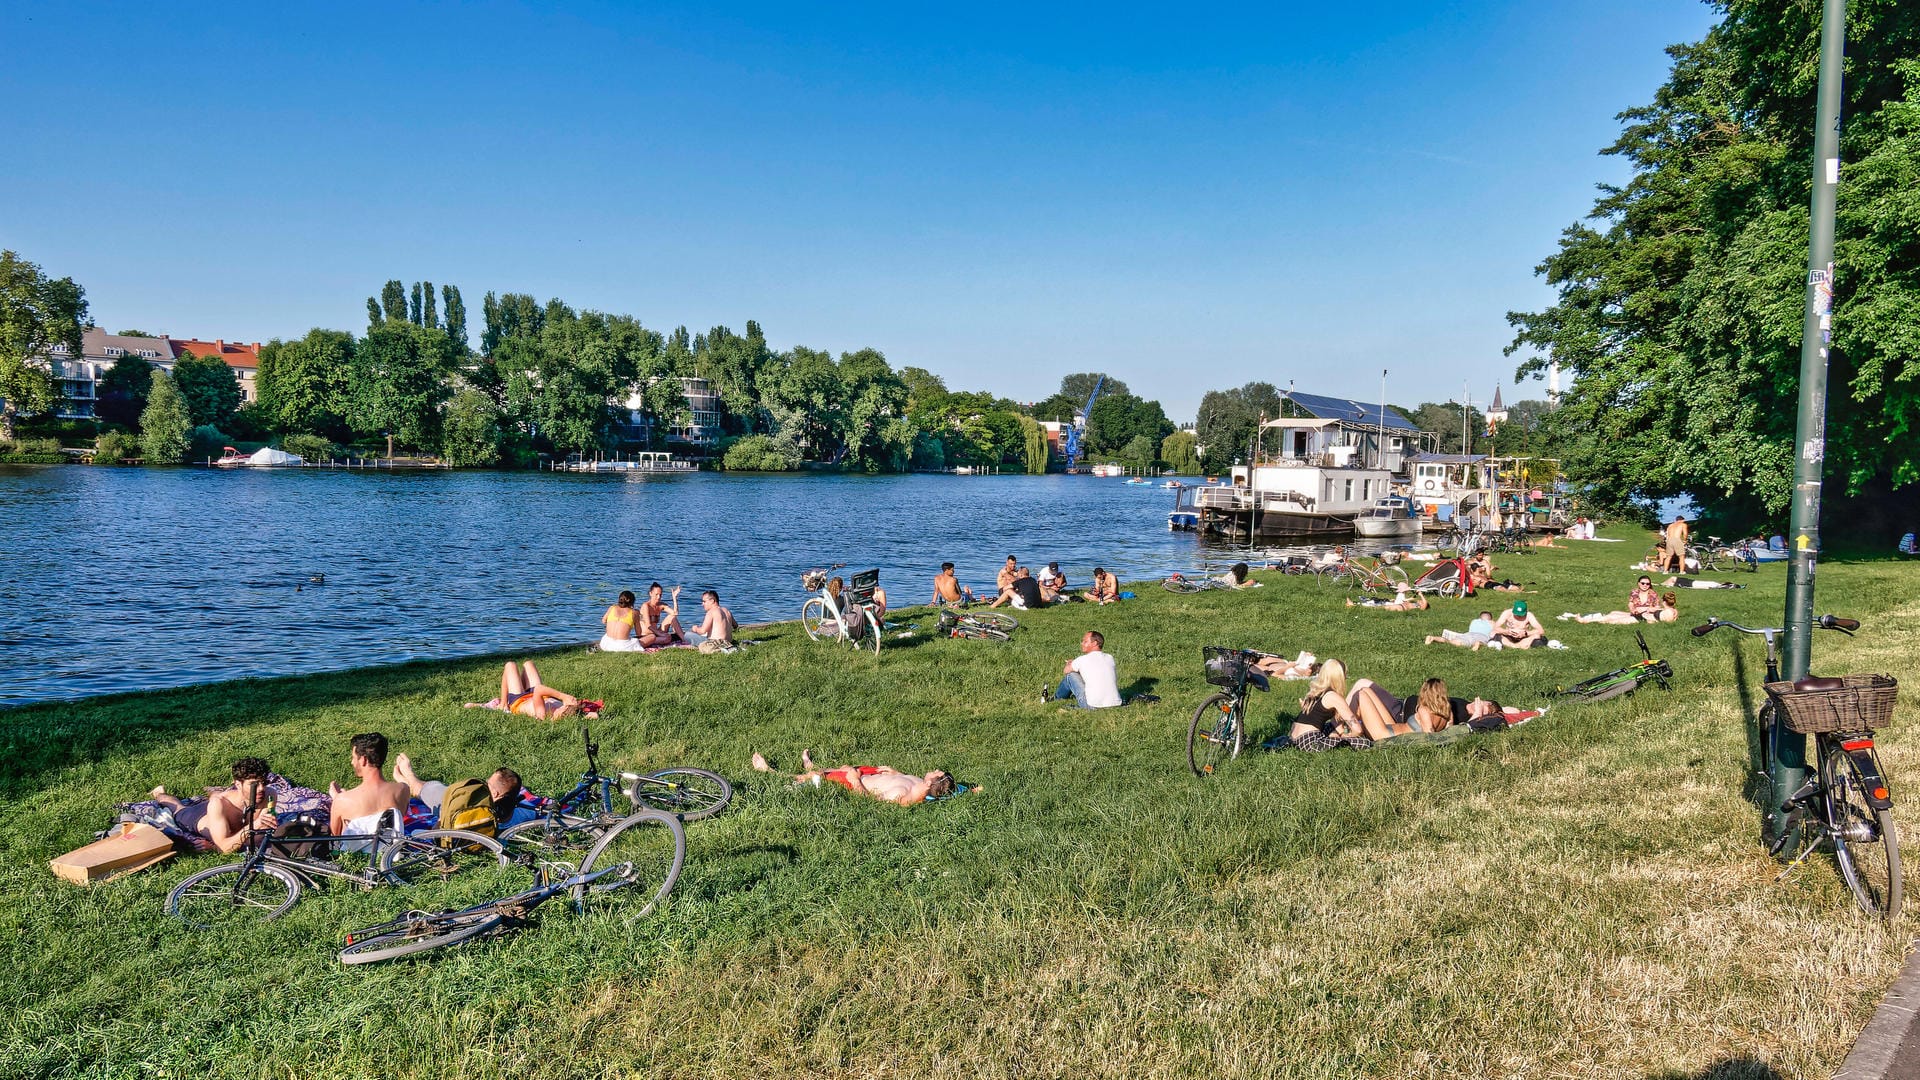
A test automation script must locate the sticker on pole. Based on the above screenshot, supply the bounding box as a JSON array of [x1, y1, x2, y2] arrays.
[[1826, 158, 1840, 184]]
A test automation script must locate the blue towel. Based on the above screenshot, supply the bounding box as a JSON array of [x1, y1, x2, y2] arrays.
[[1118, 591, 1136, 599]]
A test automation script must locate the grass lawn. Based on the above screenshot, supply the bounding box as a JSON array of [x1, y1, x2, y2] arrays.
[[4, 529, 1917, 1079]]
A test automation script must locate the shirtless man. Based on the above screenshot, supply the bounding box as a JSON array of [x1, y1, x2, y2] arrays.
[[931, 562, 975, 607], [751, 749, 955, 806], [639, 582, 682, 647], [1662, 514, 1691, 573], [686, 589, 738, 651], [328, 732, 412, 846], [391, 754, 542, 830], [995, 555, 1019, 595], [1492, 601, 1546, 648], [1088, 567, 1119, 604], [150, 757, 279, 854]]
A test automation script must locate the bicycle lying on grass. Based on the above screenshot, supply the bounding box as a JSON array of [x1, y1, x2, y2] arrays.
[[1187, 646, 1270, 777], [1694, 614, 1900, 917], [166, 795, 516, 930], [1544, 631, 1673, 702], [936, 609, 1018, 640], [496, 727, 703, 913], [1162, 570, 1234, 594], [340, 862, 624, 964]]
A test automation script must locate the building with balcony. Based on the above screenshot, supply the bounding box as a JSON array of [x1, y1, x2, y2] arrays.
[[47, 330, 178, 420], [170, 339, 263, 403]]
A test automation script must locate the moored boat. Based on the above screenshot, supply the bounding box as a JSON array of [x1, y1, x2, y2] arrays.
[[1353, 496, 1423, 539]]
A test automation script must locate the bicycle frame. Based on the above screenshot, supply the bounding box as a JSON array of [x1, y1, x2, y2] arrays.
[[803, 563, 881, 645]]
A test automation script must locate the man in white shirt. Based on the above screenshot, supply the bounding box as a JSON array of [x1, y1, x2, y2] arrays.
[[1048, 630, 1122, 708]]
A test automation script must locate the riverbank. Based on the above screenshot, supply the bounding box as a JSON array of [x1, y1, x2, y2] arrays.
[[5, 532, 1916, 1078]]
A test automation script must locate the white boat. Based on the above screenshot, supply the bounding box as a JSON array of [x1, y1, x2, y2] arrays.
[[1089, 463, 1126, 478], [1353, 495, 1424, 539], [212, 446, 248, 467], [242, 447, 303, 467], [1189, 417, 1405, 538]]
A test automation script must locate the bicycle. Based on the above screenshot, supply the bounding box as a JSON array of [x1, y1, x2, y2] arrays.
[[937, 609, 1018, 640], [1693, 615, 1900, 917], [1702, 535, 1760, 573], [1544, 631, 1673, 702], [497, 728, 708, 907], [165, 794, 517, 930], [800, 564, 883, 655], [1317, 554, 1408, 596], [1187, 646, 1270, 777], [339, 862, 627, 965], [1163, 570, 1233, 594]]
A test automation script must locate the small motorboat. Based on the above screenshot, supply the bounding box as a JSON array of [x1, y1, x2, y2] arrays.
[[212, 446, 248, 467], [1352, 496, 1424, 540]]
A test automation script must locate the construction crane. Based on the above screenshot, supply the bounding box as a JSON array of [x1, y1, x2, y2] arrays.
[[1062, 375, 1105, 470]]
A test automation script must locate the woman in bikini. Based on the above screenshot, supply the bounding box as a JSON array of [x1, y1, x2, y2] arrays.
[[1287, 659, 1374, 751], [1562, 591, 1679, 625], [751, 750, 954, 806], [600, 591, 643, 652], [466, 661, 599, 720]]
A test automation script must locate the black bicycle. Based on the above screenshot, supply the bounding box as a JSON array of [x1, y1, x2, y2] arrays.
[[1545, 631, 1673, 702], [165, 792, 517, 930], [1187, 647, 1269, 777], [1694, 615, 1901, 917], [937, 609, 1017, 640], [339, 863, 624, 965]]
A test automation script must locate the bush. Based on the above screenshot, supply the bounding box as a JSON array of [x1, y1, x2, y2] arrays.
[[281, 434, 336, 462], [0, 436, 65, 463], [93, 431, 140, 463], [721, 434, 803, 472], [188, 425, 236, 463]]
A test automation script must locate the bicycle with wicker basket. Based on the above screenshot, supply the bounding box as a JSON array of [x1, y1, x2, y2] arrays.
[[1694, 615, 1900, 917], [1186, 646, 1270, 777]]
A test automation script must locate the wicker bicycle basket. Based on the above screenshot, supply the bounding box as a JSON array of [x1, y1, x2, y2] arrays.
[[1202, 646, 1250, 688], [1763, 674, 1898, 735]]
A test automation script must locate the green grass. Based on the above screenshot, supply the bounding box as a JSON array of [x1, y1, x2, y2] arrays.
[[5, 530, 1919, 1079]]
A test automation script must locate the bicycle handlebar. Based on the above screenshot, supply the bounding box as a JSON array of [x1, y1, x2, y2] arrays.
[[1690, 615, 1858, 637]]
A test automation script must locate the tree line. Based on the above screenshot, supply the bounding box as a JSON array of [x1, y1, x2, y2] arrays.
[[1508, 0, 1920, 529], [1, 258, 1181, 471]]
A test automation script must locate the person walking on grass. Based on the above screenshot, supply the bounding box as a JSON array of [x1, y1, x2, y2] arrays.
[[1045, 630, 1122, 708]]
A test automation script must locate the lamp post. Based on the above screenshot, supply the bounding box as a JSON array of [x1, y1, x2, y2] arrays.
[[1772, 0, 1847, 840]]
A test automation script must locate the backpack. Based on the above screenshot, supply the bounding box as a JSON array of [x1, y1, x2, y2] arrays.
[[439, 779, 496, 836]]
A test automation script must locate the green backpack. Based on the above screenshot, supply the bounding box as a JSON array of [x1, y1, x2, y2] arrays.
[[439, 779, 496, 835]]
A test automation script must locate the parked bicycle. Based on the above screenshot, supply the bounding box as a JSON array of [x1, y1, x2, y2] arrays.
[[1694, 614, 1900, 917], [1544, 631, 1673, 702], [800, 564, 884, 655], [1317, 553, 1409, 595], [165, 794, 517, 930], [340, 862, 631, 965], [937, 609, 1018, 640], [1701, 535, 1760, 573], [1187, 646, 1270, 777]]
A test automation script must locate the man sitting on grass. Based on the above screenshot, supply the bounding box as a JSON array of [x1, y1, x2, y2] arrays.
[[685, 589, 738, 653], [991, 567, 1048, 610], [149, 757, 280, 854], [751, 749, 955, 806], [931, 562, 975, 607], [1492, 601, 1546, 649], [1089, 567, 1119, 604], [1046, 630, 1122, 708], [328, 732, 412, 849]]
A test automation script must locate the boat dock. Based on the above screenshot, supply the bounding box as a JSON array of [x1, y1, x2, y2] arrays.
[[548, 452, 697, 473]]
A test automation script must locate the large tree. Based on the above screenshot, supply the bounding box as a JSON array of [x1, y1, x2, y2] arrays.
[[1058, 372, 1129, 405], [1507, 1, 1920, 521], [138, 371, 191, 463], [0, 250, 87, 440], [349, 321, 455, 450], [257, 329, 355, 439], [170, 352, 243, 429], [95, 352, 154, 429]]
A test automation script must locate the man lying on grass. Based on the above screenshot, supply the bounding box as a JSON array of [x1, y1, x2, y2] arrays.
[[751, 750, 956, 806], [149, 757, 280, 854]]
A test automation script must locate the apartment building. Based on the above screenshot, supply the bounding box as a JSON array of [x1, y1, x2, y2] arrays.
[[170, 339, 263, 403], [47, 330, 177, 420]]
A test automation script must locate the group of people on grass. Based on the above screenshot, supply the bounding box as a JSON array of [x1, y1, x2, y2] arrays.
[[933, 556, 1123, 609], [599, 583, 738, 654], [142, 731, 545, 853]]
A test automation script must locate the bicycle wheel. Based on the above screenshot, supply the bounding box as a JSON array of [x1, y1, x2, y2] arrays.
[[1693, 546, 1720, 573], [1162, 577, 1204, 594], [964, 611, 1018, 631], [1315, 566, 1346, 589], [628, 767, 733, 821], [166, 862, 303, 929], [800, 598, 833, 641], [860, 609, 882, 656], [339, 910, 506, 965], [1382, 566, 1411, 588], [576, 809, 686, 917], [1822, 742, 1903, 918], [1437, 578, 1463, 599], [1579, 676, 1638, 703], [498, 814, 610, 863], [1187, 692, 1243, 777], [379, 829, 523, 911]]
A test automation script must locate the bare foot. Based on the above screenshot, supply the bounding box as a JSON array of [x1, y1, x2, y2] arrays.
[[751, 752, 773, 773], [801, 748, 817, 771], [1423, 636, 1438, 645], [150, 785, 167, 798]]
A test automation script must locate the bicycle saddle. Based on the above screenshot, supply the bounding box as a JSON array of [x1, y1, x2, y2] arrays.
[[1794, 676, 1845, 692]]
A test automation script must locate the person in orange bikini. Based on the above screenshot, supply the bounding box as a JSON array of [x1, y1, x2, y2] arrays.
[[600, 591, 643, 651], [750, 750, 954, 806], [465, 660, 599, 720]]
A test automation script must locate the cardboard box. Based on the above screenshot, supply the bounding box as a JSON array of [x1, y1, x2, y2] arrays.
[[51, 823, 175, 885]]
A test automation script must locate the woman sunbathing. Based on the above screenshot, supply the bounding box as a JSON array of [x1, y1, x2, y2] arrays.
[[466, 660, 600, 720], [1559, 592, 1679, 624], [1286, 659, 1373, 751], [1251, 650, 1318, 679], [751, 749, 955, 806], [1345, 585, 1428, 611]]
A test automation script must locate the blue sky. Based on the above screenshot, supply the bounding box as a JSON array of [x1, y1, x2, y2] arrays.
[[1, 1, 1720, 422]]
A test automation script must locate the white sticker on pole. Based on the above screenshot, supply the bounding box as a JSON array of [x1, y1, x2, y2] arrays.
[[1826, 158, 1840, 184]]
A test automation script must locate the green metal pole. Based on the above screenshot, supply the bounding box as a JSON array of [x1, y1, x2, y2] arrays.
[[1773, 0, 1846, 840]]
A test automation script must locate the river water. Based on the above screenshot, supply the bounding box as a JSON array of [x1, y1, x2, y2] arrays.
[[0, 466, 1331, 708]]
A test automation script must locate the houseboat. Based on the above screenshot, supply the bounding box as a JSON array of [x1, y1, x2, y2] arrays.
[[1187, 395, 1421, 538]]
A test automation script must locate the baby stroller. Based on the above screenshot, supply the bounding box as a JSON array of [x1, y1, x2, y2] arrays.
[[1409, 557, 1472, 598]]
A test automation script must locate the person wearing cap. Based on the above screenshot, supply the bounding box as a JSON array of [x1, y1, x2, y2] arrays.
[[1492, 600, 1545, 648]]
